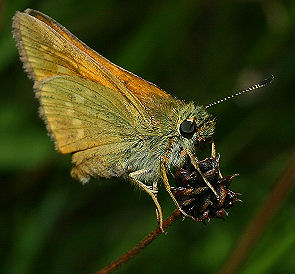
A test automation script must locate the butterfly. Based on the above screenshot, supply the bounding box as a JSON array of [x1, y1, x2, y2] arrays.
[[12, 9, 272, 232]]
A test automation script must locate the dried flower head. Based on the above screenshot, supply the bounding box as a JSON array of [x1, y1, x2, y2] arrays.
[[172, 156, 241, 222]]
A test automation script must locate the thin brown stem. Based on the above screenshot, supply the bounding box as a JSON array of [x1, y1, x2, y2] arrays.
[[219, 149, 295, 274], [95, 209, 181, 274]]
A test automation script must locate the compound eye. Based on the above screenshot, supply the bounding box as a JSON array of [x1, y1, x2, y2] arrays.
[[179, 120, 196, 139]]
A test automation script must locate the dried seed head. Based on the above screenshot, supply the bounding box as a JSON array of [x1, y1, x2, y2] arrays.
[[172, 157, 241, 222]]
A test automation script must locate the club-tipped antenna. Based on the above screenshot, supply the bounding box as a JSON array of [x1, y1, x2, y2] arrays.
[[205, 75, 274, 109]]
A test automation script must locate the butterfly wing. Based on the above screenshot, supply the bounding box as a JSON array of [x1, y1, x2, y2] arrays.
[[12, 10, 159, 181]]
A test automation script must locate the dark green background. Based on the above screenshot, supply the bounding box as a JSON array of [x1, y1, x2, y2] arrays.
[[1, 0, 295, 273]]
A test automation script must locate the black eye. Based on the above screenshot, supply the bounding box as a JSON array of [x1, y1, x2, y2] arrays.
[[179, 120, 196, 139]]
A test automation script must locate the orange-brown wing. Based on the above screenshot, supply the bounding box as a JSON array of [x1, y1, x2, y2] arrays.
[[12, 10, 155, 154], [12, 9, 183, 183], [16, 9, 171, 106]]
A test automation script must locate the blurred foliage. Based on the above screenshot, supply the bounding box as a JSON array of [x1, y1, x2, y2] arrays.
[[1, 0, 295, 273]]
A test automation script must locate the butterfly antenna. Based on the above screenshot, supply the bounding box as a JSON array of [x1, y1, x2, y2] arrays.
[[205, 74, 274, 109]]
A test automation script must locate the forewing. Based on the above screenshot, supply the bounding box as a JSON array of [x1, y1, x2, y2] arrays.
[[12, 9, 179, 181]]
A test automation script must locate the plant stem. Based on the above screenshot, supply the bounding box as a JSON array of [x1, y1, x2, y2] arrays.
[[95, 209, 181, 274]]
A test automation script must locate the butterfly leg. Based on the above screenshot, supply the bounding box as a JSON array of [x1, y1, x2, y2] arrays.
[[129, 170, 164, 232], [182, 149, 219, 198], [151, 179, 162, 225], [159, 156, 191, 219], [210, 140, 223, 179], [211, 139, 217, 158]]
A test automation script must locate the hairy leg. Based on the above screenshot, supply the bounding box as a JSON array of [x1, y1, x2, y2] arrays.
[[159, 156, 191, 218], [129, 169, 164, 232]]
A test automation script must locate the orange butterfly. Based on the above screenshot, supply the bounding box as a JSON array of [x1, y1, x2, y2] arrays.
[[14, 9, 271, 231]]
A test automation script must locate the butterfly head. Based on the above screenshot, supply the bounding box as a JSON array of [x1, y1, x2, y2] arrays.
[[177, 102, 216, 146]]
